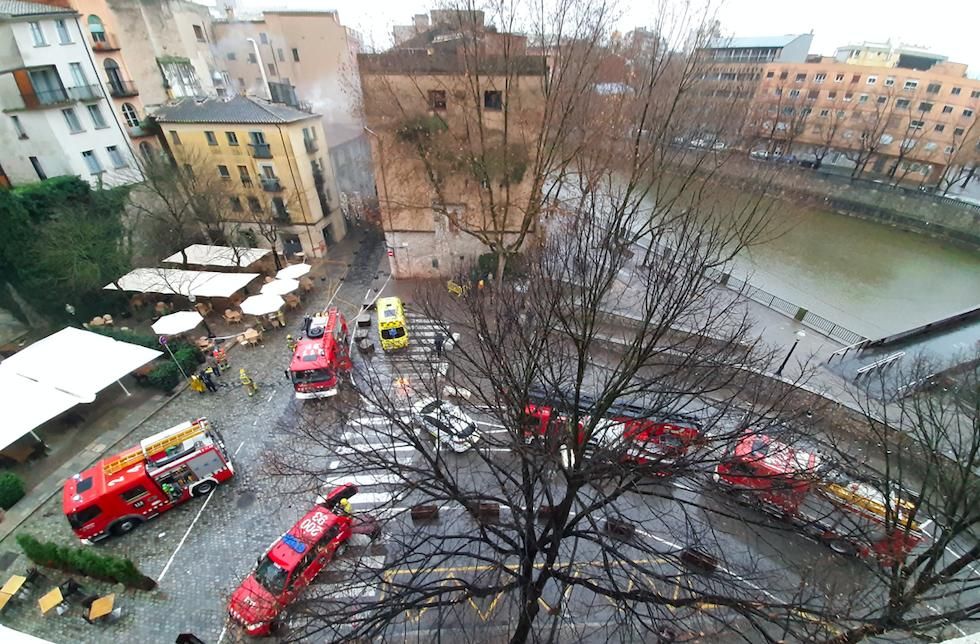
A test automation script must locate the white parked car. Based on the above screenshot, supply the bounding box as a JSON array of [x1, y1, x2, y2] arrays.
[[411, 398, 480, 452]]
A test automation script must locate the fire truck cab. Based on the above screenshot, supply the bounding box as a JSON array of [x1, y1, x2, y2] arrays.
[[288, 308, 352, 399], [715, 431, 925, 561], [63, 418, 233, 542]]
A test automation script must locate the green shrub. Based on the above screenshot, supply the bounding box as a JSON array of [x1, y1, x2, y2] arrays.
[[90, 327, 160, 349], [16, 533, 152, 587], [147, 361, 182, 392], [0, 471, 25, 509], [172, 346, 202, 375]]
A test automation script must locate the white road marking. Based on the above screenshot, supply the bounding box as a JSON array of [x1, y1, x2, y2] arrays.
[[336, 443, 414, 455], [325, 473, 403, 487], [234, 440, 245, 456], [266, 393, 274, 403], [328, 460, 339, 470], [475, 420, 505, 429], [348, 416, 394, 427], [217, 625, 227, 644], [157, 488, 218, 583], [350, 492, 394, 505]]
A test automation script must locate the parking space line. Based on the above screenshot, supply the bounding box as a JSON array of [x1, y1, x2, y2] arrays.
[[157, 489, 218, 583], [234, 440, 245, 456]]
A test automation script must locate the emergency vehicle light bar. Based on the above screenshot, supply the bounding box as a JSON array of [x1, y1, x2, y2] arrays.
[[282, 534, 307, 554]]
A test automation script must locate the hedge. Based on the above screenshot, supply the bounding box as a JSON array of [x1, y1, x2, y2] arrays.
[[16, 534, 156, 590], [0, 472, 25, 510], [146, 361, 182, 393]]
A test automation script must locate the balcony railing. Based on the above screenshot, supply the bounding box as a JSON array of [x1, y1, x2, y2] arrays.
[[68, 85, 102, 101], [261, 177, 283, 192], [249, 142, 272, 158], [20, 88, 72, 109], [273, 205, 290, 222], [91, 33, 120, 52], [304, 138, 318, 153], [108, 81, 138, 98]]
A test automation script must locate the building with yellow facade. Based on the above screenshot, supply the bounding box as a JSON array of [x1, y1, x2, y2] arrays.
[[153, 95, 346, 259]]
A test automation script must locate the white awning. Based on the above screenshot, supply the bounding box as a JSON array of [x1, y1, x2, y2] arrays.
[[162, 244, 270, 268], [0, 327, 161, 449], [105, 268, 259, 298]]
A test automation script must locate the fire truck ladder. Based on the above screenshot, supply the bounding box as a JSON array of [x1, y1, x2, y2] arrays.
[[102, 420, 208, 475], [824, 481, 919, 529]]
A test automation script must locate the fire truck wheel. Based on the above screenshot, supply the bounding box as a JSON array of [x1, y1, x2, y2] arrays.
[[111, 518, 143, 536], [828, 539, 857, 556], [192, 480, 217, 497]]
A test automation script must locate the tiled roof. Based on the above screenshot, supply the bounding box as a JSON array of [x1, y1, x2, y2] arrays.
[[708, 35, 803, 50], [152, 95, 319, 125], [0, 0, 75, 17]]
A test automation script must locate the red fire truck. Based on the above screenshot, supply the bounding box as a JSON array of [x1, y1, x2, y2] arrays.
[[288, 308, 352, 399], [228, 484, 379, 636], [63, 418, 234, 543], [714, 431, 927, 561]]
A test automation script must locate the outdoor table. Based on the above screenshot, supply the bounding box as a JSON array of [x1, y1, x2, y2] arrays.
[[0, 592, 11, 612], [243, 328, 262, 346], [38, 587, 63, 614], [1, 574, 26, 596], [88, 593, 114, 621]]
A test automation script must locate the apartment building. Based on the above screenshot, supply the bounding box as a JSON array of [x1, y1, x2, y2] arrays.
[[153, 95, 345, 258], [358, 10, 547, 278], [749, 45, 980, 184], [212, 10, 373, 222], [0, 0, 135, 187]]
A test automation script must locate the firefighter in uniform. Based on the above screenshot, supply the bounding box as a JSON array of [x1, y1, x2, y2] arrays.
[[286, 334, 297, 352], [213, 347, 229, 370], [189, 373, 206, 394], [276, 309, 287, 328], [239, 368, 258, 397], [337, 497, 353, 516]]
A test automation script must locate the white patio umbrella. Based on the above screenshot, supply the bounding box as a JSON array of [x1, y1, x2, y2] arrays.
[[276, 263, 311, 280], [240, 293, 285, 316], [260, 278, 300, 296], [151, 310, 203, 335]]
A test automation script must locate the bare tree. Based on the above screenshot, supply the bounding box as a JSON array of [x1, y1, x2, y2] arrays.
[[811, 102, 848, 169], [841, 89, 897, 180], [887, 100, 931, 185], [932, 120, 980, 195]]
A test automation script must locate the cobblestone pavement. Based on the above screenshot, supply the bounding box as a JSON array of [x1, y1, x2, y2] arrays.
[[0, 232, 388, 644]]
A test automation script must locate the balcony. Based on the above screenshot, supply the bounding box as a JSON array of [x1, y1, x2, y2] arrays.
[[249, 143, 272, 158], [304, 138, 318, 153], [19, 88, 72, 109], [68, 85, 102, 101], [261, 177, 283, 192], [91, 33, 120, 52], [108, 81, 138, 98]]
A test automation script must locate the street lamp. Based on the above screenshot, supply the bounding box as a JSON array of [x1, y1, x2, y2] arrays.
[[775, 330, 806, 377]]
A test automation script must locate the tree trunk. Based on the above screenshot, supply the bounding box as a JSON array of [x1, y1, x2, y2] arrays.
[[495, 251, 507, 288]]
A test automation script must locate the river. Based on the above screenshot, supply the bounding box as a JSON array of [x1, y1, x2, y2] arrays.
[[730, 203, 980, 338]]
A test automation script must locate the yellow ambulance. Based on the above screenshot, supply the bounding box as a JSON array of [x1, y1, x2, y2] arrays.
[[376, 296, 409, 351]]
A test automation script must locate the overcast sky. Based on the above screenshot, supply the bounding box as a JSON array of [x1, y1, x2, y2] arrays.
[[227, 0, 980, 75]]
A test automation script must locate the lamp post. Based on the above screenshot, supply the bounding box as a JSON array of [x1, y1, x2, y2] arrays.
[[188, 294, 214, 337], [775, 330, 806, 377]]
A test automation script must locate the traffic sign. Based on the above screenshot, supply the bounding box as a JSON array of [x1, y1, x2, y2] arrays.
[[158, 335, 168, 345]]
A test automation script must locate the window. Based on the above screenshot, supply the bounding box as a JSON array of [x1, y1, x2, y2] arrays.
[[954, 127, 965, 136], [819, 109, 830, 117], [778, 71, 788, 80], [230, 196, 243, 212], [858, 94, 869, 103], [945, 145, 956, 154], [170, 130, 181, 145], [120, 486, 148, 503], [884, 77, 895, 87], [919, 102, 933, 112], [896, 98, 911, 109], [106, 145, 126, 168], [81, 150, 102, 174], [121, 103, 139, 127], [55, 19, 71, 44], [238, 165, 251, 186], [29, 22, 46, 46], [292, 48, 300, 62], [217, 164, 230, 179], [86, 104, 107, 128], [972, 90, 980, 99], [765, 70, 774, 78], [247, 196, 262, 213], [827, 90, 837, 99], [877, 96, 887, 105], [67, 505, 101, 529], [226, 131, 239, 146], [951, 86, 961, 96], [259, 32, 268, 44], [844, 91, 853, 102], [836, 110, 845, 119], [428, 90, 447, 111], [29, 156, 45, 180], [205, 130, 218, 145], [88, 15, 105, 42], [247, 52, 257, 64], [807, 89, 819, 99], [795, 73, 806, 82], [139, 141, 153, 159], [934, 124, 945, 132], [910, 120, 925, 130], [923, 142, 937, 151], [904, 80, 919, 91], [851, 74, 861, 83], [237, 78, 245, 89], [926, 83, 941, 94], [226, 52, 236, 61], [782, 106, 794, 115], [62, 108, 83, 133], [69, 62, 87, 87], [11, 115, 27, 139], [277, 48, 284, 62], [484, 90, 503, 110], [788, 89, 800, 98], [834, 73, 845, 82], [193, 25, 205, 42], [814, 72, 826, 83], [879, 134, 894, 144], [272, 197, 288, 218], [965, 109, 975, 118], [943, 105, 953, 114], [866, 76, 877, 85], [267, 63, 276, 76]]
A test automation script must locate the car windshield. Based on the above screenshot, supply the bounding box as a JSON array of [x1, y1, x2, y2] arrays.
[[381, 326, 405, 339], [254, 557, 289, 596], [456, 422, 475, 438], [291, 368, 332, 385]]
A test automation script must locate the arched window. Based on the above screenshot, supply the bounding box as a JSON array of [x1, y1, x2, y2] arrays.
[[121, 103, 139, 128], [139, 141, 154, 160], [104, 58, 124, 91], [87, 15, 105, 42]]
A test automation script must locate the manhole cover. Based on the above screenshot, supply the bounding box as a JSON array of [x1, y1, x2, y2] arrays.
[[236, 491, 257, 509]]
